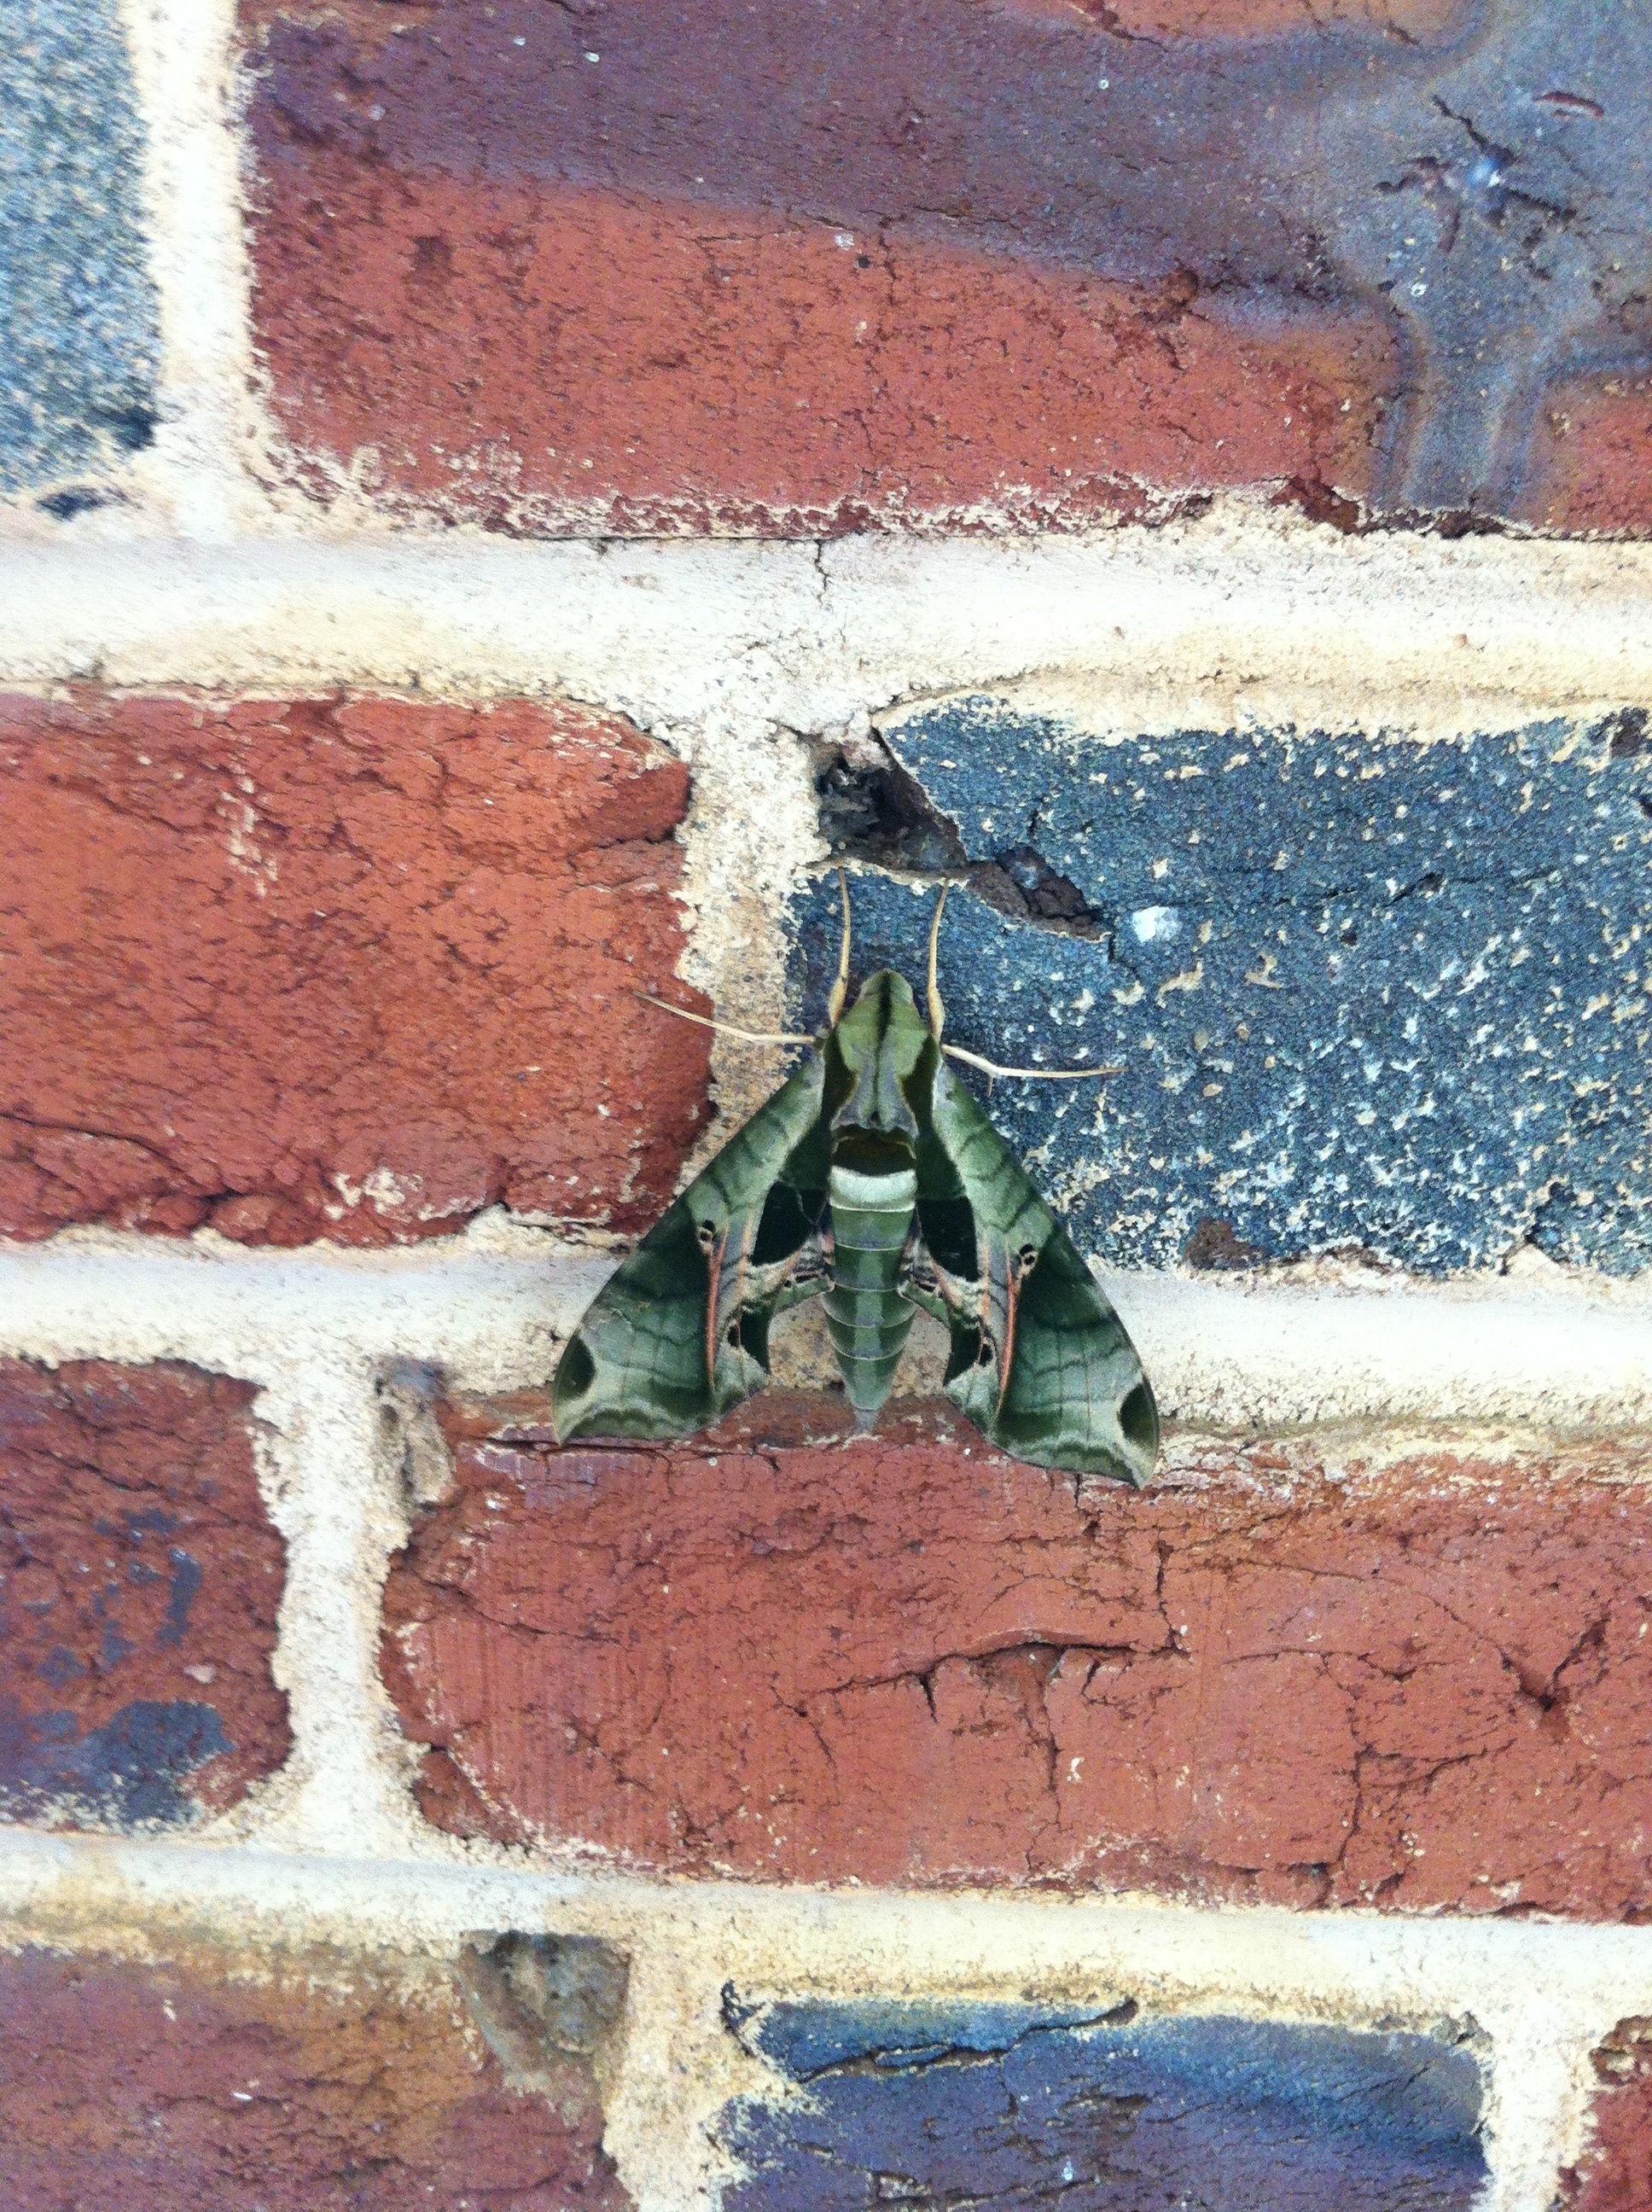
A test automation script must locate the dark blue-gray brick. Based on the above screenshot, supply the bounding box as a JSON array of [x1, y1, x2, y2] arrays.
[[720, 1999, 1486, 2212], [792, 707, 1651, 1274], [1, 0, 159, 497]]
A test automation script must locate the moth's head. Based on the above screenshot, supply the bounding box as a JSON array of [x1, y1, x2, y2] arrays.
[[834, 969, 928, 1054]]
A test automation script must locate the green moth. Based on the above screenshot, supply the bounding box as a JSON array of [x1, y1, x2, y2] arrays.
[[553, 876, 1159, 1487]]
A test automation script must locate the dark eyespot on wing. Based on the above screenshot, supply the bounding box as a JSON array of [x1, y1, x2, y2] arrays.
[[555, 1334, 595, 1401], [1120, 1379, 1158, 1454]]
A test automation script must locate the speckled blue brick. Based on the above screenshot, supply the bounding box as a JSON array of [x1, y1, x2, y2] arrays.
[[789, 706, 1651, 1274], [1, 0, 159, 498], [719, 2000, 1486, 2212]]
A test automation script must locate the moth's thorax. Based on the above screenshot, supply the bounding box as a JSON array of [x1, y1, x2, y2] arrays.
[[831, 969, 932, 1142]]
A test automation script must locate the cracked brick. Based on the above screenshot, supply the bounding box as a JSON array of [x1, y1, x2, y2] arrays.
[[0, 691, 707, 1244], [1562, 2019, 1652, 2212], [0, 1357, 289, 1831], [718, 1998, 1487, 2211], [239, 0, 1652, 533], [795, 707, 1652, 1275], [381, 1390, 1652, 1914], [0, 1941, 631, 2211]]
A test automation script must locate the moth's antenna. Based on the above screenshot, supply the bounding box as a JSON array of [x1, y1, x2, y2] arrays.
[[926, 882, 950, 1040], [825, 864, 853, 1027], [942, 1044, 1122, 1081], [633, 992, 816, 1047]]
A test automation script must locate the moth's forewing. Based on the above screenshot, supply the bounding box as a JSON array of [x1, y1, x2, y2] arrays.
[[551, 1052, 829, 1443], [920, 1053, 1159, 1487]]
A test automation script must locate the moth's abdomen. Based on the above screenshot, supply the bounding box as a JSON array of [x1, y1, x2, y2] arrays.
[[823, 1161, 918, 1428]]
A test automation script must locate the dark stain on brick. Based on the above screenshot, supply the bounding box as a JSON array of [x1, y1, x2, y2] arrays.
[[250, 0, 1652, 525], [1605, 707, 1649, 760], [0, 1356, 291, 1827], [1184, 1216, 1268, 1270], [0, 1696, 234, 1828], [792, 705, 1651, 1274], [718, 2000, 1487, 2211]]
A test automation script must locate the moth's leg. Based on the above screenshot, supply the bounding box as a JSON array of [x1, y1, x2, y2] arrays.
[[749, 1235, 830, 1316], [898, 1271, 949, 1324], [926, 883, 950, 1041], [826, 865, 853, 1027], [896, 1218, 946, 1320]]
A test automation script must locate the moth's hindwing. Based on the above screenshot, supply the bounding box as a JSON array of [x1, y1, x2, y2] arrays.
[[916, 1047, 1159, 1487], [552, 1053, 829, 1443]]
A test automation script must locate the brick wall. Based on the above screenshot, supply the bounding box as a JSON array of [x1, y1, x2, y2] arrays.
[[3, 2, 1650, 2208]]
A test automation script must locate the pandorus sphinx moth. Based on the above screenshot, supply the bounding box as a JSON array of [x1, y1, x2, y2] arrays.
[[553, 875, 1159, 1487]]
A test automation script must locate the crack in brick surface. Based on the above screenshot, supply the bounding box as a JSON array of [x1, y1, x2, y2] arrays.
[[718, 2000, 1487, 2210], [794, 706, 1652, 1273], [243, 0, 1652, 530], [381, 1391, 1652, 1914], [0, 690, 709, 1245]]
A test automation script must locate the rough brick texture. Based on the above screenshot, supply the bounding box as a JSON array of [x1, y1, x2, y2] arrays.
[[0, 0, 158, 500], [802, 706, 1652, 1274], [241, 0, 1652, 533], [0, 1942, 631, 2211], [1561, 2019, 1652, 2212], [0, 1358, 288, 1829], [383, 1392, 1652, 1914], [721, 1998, 1487, 2211], [0, 691, 707, 1244]]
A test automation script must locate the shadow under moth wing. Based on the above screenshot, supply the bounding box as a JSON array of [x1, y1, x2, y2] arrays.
[[553, 942, 1159, 1487]]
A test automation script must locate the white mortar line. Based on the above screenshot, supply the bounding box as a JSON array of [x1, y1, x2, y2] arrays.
[[2, 528, 1652, 740], [672, 709, 830, 1155], [117, 0, 267, 538], [0, 1828, 1643, 2212], [247, 1357, 428, 1854], [0, 1229, 1645, 1435]]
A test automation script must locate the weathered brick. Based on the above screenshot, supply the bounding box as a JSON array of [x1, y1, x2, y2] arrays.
[[1530, 374, 1652, 535], [0, 0, 158, 502], [241, 0, 1651, 532], [245, 158, 1393, 536], [0, 1358, 288, 1830], [383, 1391, 1652, 1914], [0, 691, 707, 1244], [1562, 2019, 1652, 2212], [0, 1938, 631, 2211], [719, 1997, 1487, 2211], [801, 707, 1652, 1274]]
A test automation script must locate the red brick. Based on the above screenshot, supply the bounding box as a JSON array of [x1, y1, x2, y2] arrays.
[[246, 161, 1394, 536], [0, 1358, 289, 1829], [1561, 2020, 1652, 2212], [1528, 375, 1652, 536], [0, 1943, 631, 2212], [245, 0, 1652, 532], [383, 1393, 1652, 1914], [0, 692, 707, 1244]]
